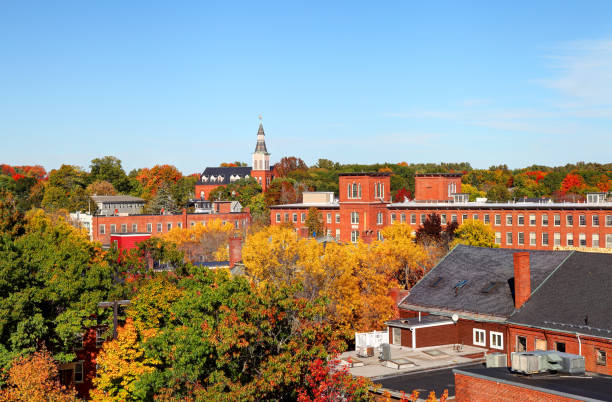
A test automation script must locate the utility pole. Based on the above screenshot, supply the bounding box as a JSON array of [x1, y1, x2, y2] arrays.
[[97, 299, 131, 339]]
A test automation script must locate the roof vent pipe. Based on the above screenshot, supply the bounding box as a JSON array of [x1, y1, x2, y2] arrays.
[[514, 252, 531, 309]]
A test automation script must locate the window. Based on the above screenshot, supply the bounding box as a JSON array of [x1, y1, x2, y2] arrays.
[[411, 214, 417, 224], [542, 233, 549, 246], [327, 213, 331, 224], [567, 233, 574, 246], [506, 232, 513, 245], [596, 349, 607, 366], [484, 214, 490, 224], [74, 333, 84, 350], [351, 230, 359, 243], [326, 229, 331, 237], [473, 214, 478, 221], [374, 182, 385, 199], [301, 213, 306, 223], [99, 224, 105, 234], [441, 214, 447, 225], [555, 342, 566, 353], [593, 215, 599, 227], [391, 213, 396, 223], [448, 182, 457, 196], [377, 231, 383, 241], [473, 329, 486, 346], [451, 214, 457, 223], [420, 214, 426, 224], [109, 224, 116, 233], [377, 212, 384, 225], [351, 212, 359, 224], [566, 215, 573, 226], [606, 215, 612, 227], [579, 233, 586, 247], [190, 222, 195, 227], [495, 232, 501, 245], [74, 361, 84, 383], [348, 182, 362, 199], [147, 223, 152, 233], [235, 220, 239, 229], [284, 213, 289, 222], [157, 223, 162, 232], [517, 336, 527, 352], [96, 328, 106, 348], [529, 232, 536, 246], [593, 234, 600, 248], [335, 229, 340, 240], [132, 223, 137, 232], [121, 224, 127, 233], [490, 331, 503, 350], [607, 234, 612, 248], [506, 215, 513, 226], [542, 214, 548, 226], [392, 327, 402, 346], [400, 213, 406, 223], [276, 213, 281, 223], [518, 232, 524, 245], [517, 214, 524, 226], [529, 215, 536, 226], [494, 214, 501, 226], [554, 233, 561, 246], [579, 215, 586, 227], [336, 213, 340, 223], [292, 213, 297, 223], [462, 214, 468, 222], [167, 223, 172, 231], [554, 214, 561, 226], [535, 338, 547, 351]]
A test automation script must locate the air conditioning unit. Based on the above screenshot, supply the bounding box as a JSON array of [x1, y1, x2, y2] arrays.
[[555, 351, 585, 375], [511, 351, 584, 375], [511, 352, 544, 374], [379, 343, 391, 361], [486, 353, 507, 368]]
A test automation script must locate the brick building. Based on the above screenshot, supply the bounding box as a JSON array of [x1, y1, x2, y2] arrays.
[[388, 245, 612, 376], [194, 121, 275, 200], [269, 172, 612, 251]]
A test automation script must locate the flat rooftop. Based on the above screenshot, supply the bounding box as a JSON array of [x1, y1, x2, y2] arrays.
[[454, 367, 612, 401], [389, 200, 612, 209]]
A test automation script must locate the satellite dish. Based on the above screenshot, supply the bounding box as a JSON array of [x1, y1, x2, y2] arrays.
[[452, 314, 459, 323]]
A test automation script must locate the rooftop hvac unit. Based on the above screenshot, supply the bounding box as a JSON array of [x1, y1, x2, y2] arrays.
[[379, 343, 391, 361], [555, 351, 585, 375], [511, 351, 584, 375], [486, 353, 507, 368]]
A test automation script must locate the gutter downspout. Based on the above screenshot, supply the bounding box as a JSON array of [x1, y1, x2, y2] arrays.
[[412, 328, 416, 349], [577, 333, 582, 355]]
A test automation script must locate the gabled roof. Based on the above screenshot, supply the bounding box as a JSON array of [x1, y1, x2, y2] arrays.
[[398, 245, 572, 320], [91, 195, 145, 203], [508, 252, 612, 338], [197, 166, 253, 185]]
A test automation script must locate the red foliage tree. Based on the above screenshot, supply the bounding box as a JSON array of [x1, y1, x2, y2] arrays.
[[560, 173, 586, 194], [135, 165, 183, 196], [394, 187, 412, 202], [297, 358, 372, 402]]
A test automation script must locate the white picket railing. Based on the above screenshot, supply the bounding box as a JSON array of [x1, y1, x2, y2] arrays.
[[355, 330, 388, 349]]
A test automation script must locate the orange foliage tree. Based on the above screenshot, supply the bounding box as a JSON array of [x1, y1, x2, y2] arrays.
[[560, 173, 586, 194], [134, 165, 182, 198]]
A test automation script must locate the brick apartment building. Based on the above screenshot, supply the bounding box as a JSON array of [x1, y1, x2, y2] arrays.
[[269, 172, 612, 251], [387, 245, 612, 376], [195, 121, 275, 199]]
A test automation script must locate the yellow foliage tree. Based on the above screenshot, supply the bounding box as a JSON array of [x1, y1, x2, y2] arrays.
[[91, 318, 158, 402], [451, 219, 498, 248], [161, 219, 235, 263]]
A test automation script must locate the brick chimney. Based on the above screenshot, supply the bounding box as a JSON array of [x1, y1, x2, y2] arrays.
[[228, 237, 242, 268], [513, 252, 531, 309]]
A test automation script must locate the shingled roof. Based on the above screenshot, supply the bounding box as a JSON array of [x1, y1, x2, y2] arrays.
[[254, 123, 269, 154], [398, 245, 572, 321], [197, 166, 253, 185], [508, 252, 612, 339]]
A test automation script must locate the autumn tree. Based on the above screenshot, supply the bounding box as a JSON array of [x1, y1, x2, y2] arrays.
[[560, 172, 586, 195], [89, 156, 131, 193], [305, 207, 324, 237], [297, 358, 373, 402], [162, 219, 235, 263], [451, 219, 498, 248], [146, 182, 177, 214], [0, 349, 77, 401], [275, 156, 308, 178], [86, 180, 117, 197]]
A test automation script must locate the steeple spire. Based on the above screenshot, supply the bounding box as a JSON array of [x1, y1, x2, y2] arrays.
[[254, 115, 269, 154]]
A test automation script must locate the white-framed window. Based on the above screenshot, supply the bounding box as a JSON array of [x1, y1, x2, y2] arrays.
[[276, 213, 281, 223], [567, 233, 574, 246], [518, 232, 525, 245], [490, 331, 504, 350], [542, 232, 549, 246], [374, 182, 385, 199], [606, 215, 612, 227], [400, 213, 406, 223], [554, 214, 561, 226], [517, 214, 524, 226], [157, 223, 162, 232], [554, 232, 561, 246], [377, 231, 383, 241], [566, 215, 573, 227], [441, 214, 447, 225], [110, 224, 116, 233], [462, 214, 468, 222], [351, 212, 359, 224], [579, 215, 586, 227], [484, 214, 490, 224], [167, 223, 172, 231], [529, 215, 536, 226], [377, 212, 384, 225], [473, 328, 486, 347], [494, 214, 501, 226], [420, 214, 426, 224], [495, 232, 501, 245], [121, 224, 127, 233], [177, 222, 182, 229], [348, 182, 362, 199], [593, 234, 600, 248], [391, 213, 396, 223], [529, 232, 536, 246], [336, 213, 340, 223], [542, 214, 548, 226], [335, 229, 340, 240], [132, 223, 137, 232], [99, 224, 105, 234], [579, 233, 586, 247], [607, 234, 612, 248], [301, 212, 306, 223], [292, 213, 297, 223], [326, 229, 331, 237], [351, 230, 359, 243], [593, 215, 599, 227], [146, 223, 152, 233], [506, 232, 512, 245], [392, 327, 402, 346], [326, 213, 332, 224], [410, 214, 416, 224], [473, 214, 478, 221], [506, 215, 513, 226], [448, 182, 457, 197], [284, 213, 289, 222], [74, 361, 84, 383], [451, 214, 458, 223]]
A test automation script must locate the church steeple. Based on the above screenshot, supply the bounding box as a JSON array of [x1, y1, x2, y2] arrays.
[[254, 122, 269, 154], [252, 116, 270, 171]]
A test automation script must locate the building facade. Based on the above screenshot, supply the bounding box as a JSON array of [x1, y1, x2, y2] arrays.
[[270, 172, 612, 251]]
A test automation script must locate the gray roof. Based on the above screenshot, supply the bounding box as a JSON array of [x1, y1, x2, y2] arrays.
[[508, 252, 612, 338], [385, 315, 453, 329], [389, 200, 612, 209], [91, 195, 145, 203], [198, 166, 253, 185], [399, 245, 572, 320], [254, 123, 269, 154]]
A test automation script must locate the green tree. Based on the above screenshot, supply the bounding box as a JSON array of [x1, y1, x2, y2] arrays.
[[89, 156, 131, 193], [451, 219, 498, 248], [146, 183, 177, 214], [305, 207, 324, 237], [486, 184, 511, 202]]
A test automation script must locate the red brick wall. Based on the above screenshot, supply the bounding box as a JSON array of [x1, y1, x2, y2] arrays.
[[109, 234, 151, 251], [195, 183, 224, 200], [508, 325, 612, 375], [414, 324, 457, 347], [270, 207, 342, 238], [454, 372, 580, 402], [414, 175, 462, 202], [457, 319, 508, 353], [250, 170, 273, 192]]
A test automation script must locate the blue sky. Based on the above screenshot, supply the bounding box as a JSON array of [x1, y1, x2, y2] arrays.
[[1, 1, 611, 174]]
